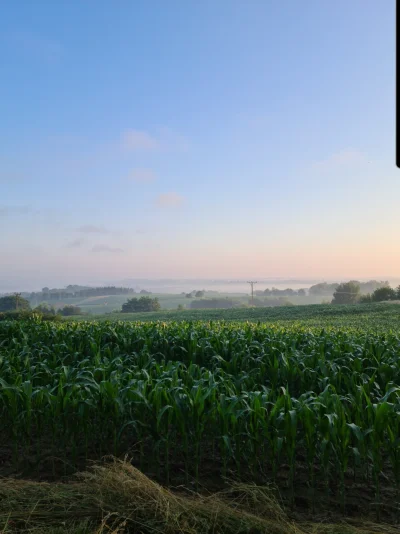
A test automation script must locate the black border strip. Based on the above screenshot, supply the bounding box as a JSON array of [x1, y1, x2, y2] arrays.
[[397, 0, 399, 167]]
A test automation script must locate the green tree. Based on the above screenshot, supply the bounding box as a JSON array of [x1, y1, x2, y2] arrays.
[[57, 305, 83, 316], [34, 303, 56, 315], [195, 291, 204, 298], [0, 295, 31, 312], [371, 286, 396, 302], [331, 282, 360, 305], [121, 296, 160, 313], [309, 282, 339, 296]]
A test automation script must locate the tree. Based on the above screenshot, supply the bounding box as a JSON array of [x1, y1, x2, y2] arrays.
[[0, 295, 31, 312], [359, 293, 372, 303], [195, 290, 204, 298], [57, 305, 83, 316], [371, 286, 396, 302], [331, 282, 360, 305], [34, 303, 56, 315], [297, 289, 306, 296], [396, 286, 400, 300], [121, 296, 160, 313], [309, 282, 339, 296]]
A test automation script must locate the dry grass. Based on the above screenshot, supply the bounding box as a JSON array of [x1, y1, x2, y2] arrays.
[[0, 458, 398, 534]]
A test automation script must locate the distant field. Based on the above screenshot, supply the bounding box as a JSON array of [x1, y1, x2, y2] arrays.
[[68, 301, 400, 330], [35, 292, 326, 315]]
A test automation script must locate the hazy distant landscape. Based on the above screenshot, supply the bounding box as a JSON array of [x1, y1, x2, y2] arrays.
[[1, 278, 399, 316]]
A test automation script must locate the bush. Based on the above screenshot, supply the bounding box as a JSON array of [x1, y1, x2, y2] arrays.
[[34, 303, 57, 315], [0, 310, 61, 322], [121, 296, 160, 313], [371, 286, 396, 302], [58, 305, 83, 316]]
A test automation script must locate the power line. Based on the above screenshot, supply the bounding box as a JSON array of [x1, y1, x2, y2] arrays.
[[247, 281, 257, 305]]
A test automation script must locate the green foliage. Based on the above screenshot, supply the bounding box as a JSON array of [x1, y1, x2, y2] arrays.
[[121, 296, 160, 313], [58, 305, 83, 316], [0, 310, 61, 322], [331, 282, 360, 305], [309, 282, 339, 296], [76, 301, 400, 329], [371, 286, 396, 302], [0, 316, 400, 517], [0, 294, 31, 312], [34, 303, 57, 315]]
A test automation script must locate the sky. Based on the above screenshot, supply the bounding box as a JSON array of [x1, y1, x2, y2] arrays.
[[0, 0, 398, 291]]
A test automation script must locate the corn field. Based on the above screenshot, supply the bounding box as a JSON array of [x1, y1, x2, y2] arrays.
[[0, 319, 400, 519]]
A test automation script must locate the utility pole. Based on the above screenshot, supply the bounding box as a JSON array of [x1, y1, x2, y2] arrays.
[[247, 281, 257, 305]]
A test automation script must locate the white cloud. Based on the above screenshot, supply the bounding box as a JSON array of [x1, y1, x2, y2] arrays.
[[121, 130, 159, 151], [120, 127, 189, 153], [76, 224, 109, 234], [126, 168, 156, 183], [92, 244, 124, 254], [156, 192, 185, 208]]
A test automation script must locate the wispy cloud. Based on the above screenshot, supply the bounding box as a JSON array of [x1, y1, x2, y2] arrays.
[[0, 205, 34, 216], [4, 31, 62, 63], [66, 238, 85, 249], [76, 224, 109, 234], [156, 192, 185, 208], [91, 244, 124, 254], [310, 149, 367, 172], [121, 130, 159, 151], [126, 168, 156, 183], [120, 127, 189, 153]]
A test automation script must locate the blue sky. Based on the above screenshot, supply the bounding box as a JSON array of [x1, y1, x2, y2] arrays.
[[0, 1, 398, 290]]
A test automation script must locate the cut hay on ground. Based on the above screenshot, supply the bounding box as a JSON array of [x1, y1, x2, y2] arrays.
[[0, 458, 397, 534]]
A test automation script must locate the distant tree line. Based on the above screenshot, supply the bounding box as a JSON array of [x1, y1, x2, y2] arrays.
[[184, 290, 205, 298], [27, 286, 136, 303], [332, 282, 400, 305], [256, 288, 307, 297], [310, 280, 388, 297], [0, 296, 86, 317]]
